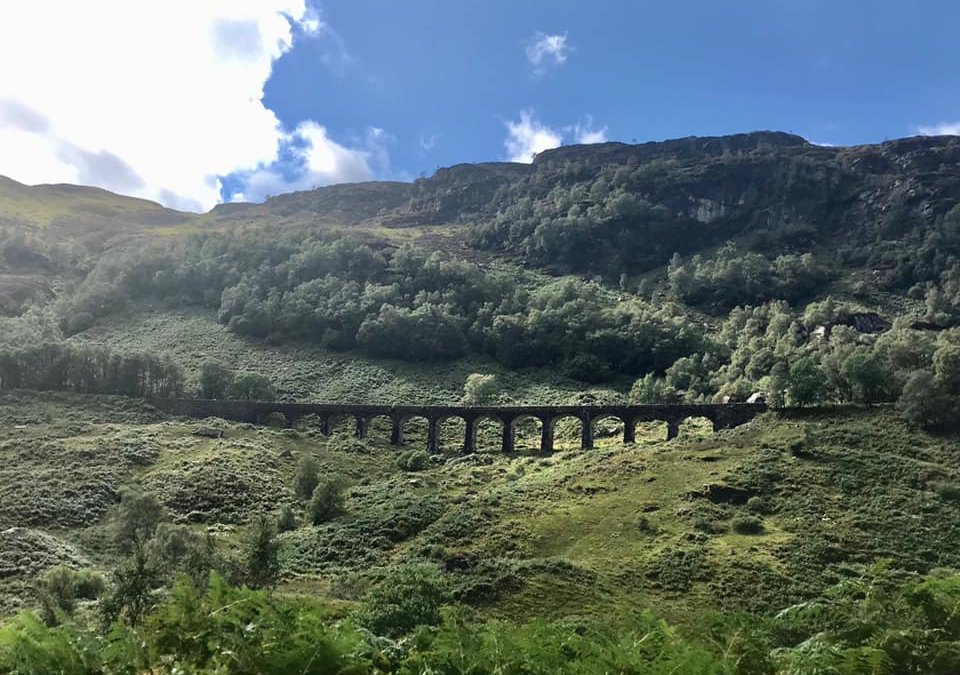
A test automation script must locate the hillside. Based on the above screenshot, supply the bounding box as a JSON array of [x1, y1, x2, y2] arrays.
[[3, 391, 960, 670]]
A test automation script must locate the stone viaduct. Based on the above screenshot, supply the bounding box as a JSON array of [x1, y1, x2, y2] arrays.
[[149, 399, 767, 455]]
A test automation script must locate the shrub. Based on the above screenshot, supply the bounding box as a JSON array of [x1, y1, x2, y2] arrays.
[[35, 566, 104, 624], [294, 454, 320, 500], [198, 360, 234, 399], [693, 517, 726, 535], [731, 515, 765, 535], [397, 449, 431, 472], [308, 475, 347, 525], [462, 373, 498, 405], [143, 573, 352, 673], [354, 563, 451, 637], [276, 504, 297, 532], [229, 372, 276, 401], [110, 486, 167, 553], [931, 481, 960, 502], [746, 496, 768, 513], [241, 515, 280, 589]]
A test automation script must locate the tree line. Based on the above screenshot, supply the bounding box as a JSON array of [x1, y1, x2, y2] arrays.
[[0, 313, 273, 400], [54, 228, 706, 381]]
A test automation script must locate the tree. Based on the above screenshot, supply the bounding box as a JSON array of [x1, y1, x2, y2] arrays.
[[630, 373, 676, 404], [242, 515, 280, 589], [229, 372, 276, 401], [462, 373, 498, 405], [786, 356, 830, 407], [840, 349, 892, 404], [198, 360, 234, 399], [766, 361, 789, 408], [294, 455, 320, 500], [110, 487, 166, 555], [898, 370, 955, 430], [934, 343, 960, 393], [309, 475, 347, 524]]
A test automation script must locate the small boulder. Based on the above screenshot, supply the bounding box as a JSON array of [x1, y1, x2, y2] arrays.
[[192, 426, 225, 439]]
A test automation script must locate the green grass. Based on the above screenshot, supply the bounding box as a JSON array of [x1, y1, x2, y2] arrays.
[[71, 308, 626, 403], [2, 390, 958, 633]]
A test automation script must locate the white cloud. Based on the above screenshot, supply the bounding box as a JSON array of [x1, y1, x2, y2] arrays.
[[419, 132, 440, 154], [0, 1, 374, 211], [918, 122, 960, 136], [526, 32, 569, 75], [226, 122, 388, 202], [504, 110, 563, 163], [571, 116, 608, 144], [503, 111, 608, 162]]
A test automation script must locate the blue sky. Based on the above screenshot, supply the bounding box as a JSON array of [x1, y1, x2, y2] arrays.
[[251, 0, 960, 189], [0, 1, 958, 210]]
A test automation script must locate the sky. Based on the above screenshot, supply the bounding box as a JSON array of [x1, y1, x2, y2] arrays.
[[0, 0, 958, 212]]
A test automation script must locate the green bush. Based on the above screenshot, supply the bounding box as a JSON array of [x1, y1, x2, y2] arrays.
[[308, 475, 347, 525], [731, 515, 765, 535], [354, 563, 452, 637], [746, 496, 767, 513], [241, 515, 280, 589], [35, 566, 105, 624], [143, 573, 354, 674], [228, 372, 276, 401], [405, 608, 726, 675], [294, 454, 320, 500], [276, 504, 297, 532], [396, 449, 431, 472]]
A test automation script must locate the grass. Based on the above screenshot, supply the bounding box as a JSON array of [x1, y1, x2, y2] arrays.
[[3, 389, 959, 634], [71, 308, 627, 404]]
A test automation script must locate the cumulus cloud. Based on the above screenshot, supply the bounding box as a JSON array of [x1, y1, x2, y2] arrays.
[[503, 111, 608, 163], [526, 32, 569, 74], [918, 122, 960, 136], [0, 1, 373, 211], [226, 122, 389, 202], [504, 111, 564, 162]]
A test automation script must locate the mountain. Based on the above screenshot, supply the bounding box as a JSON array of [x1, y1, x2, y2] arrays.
[[5, 133, 960, 670]]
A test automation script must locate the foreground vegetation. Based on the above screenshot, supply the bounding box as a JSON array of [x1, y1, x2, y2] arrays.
[[6, 565, 960, 674]]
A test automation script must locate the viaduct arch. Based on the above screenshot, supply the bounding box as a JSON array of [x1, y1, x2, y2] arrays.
[[151, 399, 767, 455]]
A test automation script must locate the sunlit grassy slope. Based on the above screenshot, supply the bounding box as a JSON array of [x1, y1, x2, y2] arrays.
[[0, 176, 193, 230], [3, 390, 959, 629], [70, 308, 622, 403]]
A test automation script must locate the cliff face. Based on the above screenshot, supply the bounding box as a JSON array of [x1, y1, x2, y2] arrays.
[[379, 133, 960, 248]]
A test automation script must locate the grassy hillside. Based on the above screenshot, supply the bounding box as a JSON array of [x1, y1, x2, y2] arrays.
[[3, 391, 960, 632], [70, 308, 621, 403]]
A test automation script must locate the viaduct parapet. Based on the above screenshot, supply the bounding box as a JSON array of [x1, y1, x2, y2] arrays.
[[149, 399, 767, 455]]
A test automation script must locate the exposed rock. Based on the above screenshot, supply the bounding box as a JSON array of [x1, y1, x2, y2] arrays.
[[911, 320, 946, 331], [692, 483, 755, 506], [836, 312, 890, 334], [192, 426, 225, 439]]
